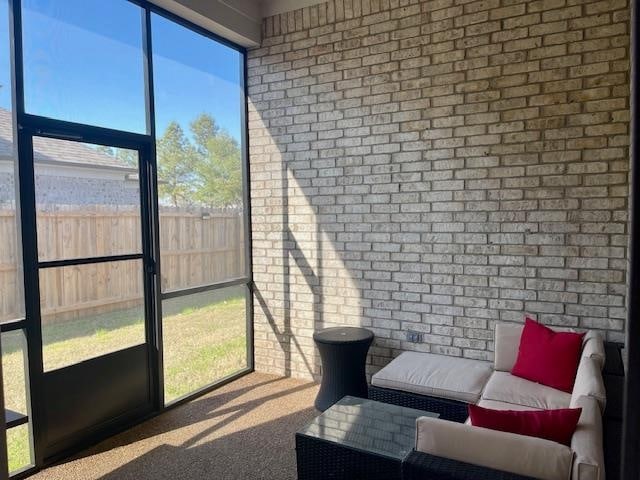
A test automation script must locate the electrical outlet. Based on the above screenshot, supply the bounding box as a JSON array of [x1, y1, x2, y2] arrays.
[[406, 330, 423, 343]]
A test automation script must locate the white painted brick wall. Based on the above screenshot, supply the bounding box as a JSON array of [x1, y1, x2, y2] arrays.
[[248, 0, 630, 380]]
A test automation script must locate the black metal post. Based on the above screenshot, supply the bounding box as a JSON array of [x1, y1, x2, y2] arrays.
[[622, 0, 640, 478], [142, 6, 164, 411]]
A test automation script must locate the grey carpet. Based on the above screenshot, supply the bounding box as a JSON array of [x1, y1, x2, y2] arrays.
[[32, 373, 318, 480]]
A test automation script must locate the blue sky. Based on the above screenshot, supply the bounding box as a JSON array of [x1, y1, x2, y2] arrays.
[[0, 0, 10, 114], [0, 0, 242, 142]]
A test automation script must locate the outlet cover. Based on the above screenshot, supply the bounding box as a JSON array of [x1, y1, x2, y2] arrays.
[[406, 330, 423, 343]]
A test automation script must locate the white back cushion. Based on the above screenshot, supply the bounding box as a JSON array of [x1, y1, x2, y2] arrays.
[[415, 416, 573, 480], [494, 323, 524, 371], [581, 331, 606, 370], [571, 356, 606, 412], [493, 322, 606, 373]]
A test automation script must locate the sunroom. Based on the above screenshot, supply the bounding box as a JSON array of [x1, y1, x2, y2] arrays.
[[0, 0, 637, 479]]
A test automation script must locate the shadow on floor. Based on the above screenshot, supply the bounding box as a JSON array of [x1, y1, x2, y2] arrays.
[[34, 373, 319, 480], [74, 376, 302, 457], [96, 407, 316, 480]]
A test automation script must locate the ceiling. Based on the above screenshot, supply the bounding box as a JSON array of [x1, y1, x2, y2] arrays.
[[151, 0, 327, 48], [248, 0, 328, 17]]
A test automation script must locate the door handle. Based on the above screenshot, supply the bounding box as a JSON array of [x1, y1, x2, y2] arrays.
[[145, 260, 156, 275]]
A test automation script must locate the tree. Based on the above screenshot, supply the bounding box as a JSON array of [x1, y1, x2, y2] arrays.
[[156, 121, 198, 207], [101, 113, 243, 209], [192, 129, 243, 208], [190, 113, 220, 156], [95, 145, 138, 167]]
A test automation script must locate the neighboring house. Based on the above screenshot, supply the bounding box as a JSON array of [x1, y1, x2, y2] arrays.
[[0, 107, 140, 206]]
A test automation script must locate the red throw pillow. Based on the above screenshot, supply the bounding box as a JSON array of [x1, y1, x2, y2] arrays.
[[511, 318, 585, 392], [468, 404, 582, 446]]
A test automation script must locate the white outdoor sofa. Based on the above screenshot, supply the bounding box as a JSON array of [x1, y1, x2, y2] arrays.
[[370, 323, 607, 480]]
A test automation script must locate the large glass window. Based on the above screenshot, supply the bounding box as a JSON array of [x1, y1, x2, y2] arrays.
[[0, 0, 24, 324], [153, 13, 246, 292], [39, 260, 145, 372], [2, 1, 32, 474], [0, 0, 10, 115], [33, 138, 142, 262], [2, 330, 33, 474], [32, 136, 147, 371], [1, 0, 250, 469], [152, 13, 249, 404], [162, 285, 247, 402], [21, 0, 147, 133]]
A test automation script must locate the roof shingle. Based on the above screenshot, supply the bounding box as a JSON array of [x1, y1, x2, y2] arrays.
[[0, 107, 134, 171]]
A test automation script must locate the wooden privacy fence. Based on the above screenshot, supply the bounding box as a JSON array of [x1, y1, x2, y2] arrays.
[[0, 206, 245, 323]]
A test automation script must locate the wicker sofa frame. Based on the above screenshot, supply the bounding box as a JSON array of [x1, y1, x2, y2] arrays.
[[296, 433, 403, 480], [297, 386, 550, 479], [368, 382, 566, 479], [368, 385, 469, 423], [402, 451, 537, 480]]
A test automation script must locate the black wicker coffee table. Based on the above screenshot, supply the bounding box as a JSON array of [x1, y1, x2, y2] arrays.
[[296, 396, 439, 480]]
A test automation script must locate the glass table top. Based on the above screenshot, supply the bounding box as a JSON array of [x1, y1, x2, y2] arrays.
[[297, 396, 439, 461]]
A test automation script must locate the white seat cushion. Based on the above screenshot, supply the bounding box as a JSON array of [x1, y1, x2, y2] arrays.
[[477, 398, 542, 411], [371, 352, 493, 403], [482, 371, 571, 410]]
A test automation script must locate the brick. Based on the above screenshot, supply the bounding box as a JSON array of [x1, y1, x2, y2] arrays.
[[250, 0, 631, 380]]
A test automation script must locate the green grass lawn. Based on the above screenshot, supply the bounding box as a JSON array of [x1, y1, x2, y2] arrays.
[[2, 290, 247, 473]]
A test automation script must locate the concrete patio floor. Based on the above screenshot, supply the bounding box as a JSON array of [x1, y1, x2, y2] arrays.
[[31, 373, 319, 480]]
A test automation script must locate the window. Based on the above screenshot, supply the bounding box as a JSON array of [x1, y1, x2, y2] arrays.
[[152, 13, 249, 403], [162, 285, 248, 402], [153, 13, 246, 291], [2, 2, 32, 473], [2, 330, 33, 473], [2, 0, 251, 470], [0, 0, 24, 324], [39, 260, 146, 371], [21, 0, 147, 132], [0, 0, 10, 114], [33, 138, 142, 262]]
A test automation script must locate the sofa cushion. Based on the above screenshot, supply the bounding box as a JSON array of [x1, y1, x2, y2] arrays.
[[512, 318, 585, 392], [493, 322, 606, 372], [571, 356, 606, 412], [465, 399, 543, 425], [494, 323, 524, 372], [468, 404, 582, 446], [477, 398, 542, 411], [571, 395, 605, 480], [582, 331, 606, 370], [482, 371, 571, 410], [371, 351, 493, 403], [416, 416, 574, 480]]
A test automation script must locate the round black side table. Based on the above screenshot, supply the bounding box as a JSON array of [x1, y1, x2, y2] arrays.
[[313, 327, 374, 411]]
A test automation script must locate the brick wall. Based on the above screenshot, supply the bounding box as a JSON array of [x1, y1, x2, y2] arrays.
[[0, 173, 140, 205], [247, 0, 630, 380]]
